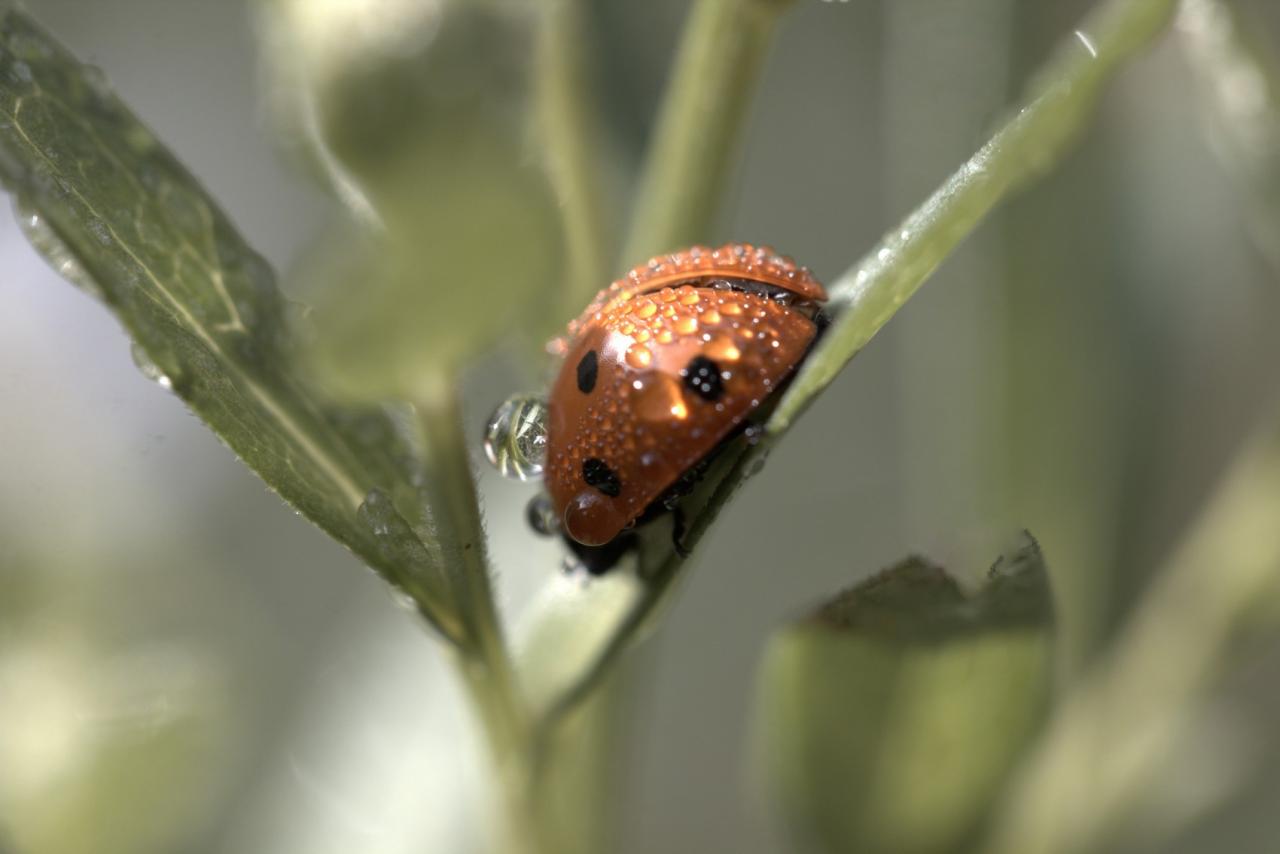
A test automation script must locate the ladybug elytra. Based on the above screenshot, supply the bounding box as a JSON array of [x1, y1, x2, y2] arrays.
[[483, 240, 824, 573], [534, 242, 827, 571]]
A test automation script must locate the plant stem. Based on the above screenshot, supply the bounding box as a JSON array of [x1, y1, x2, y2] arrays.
[[980, 410, 1280, 854], [456, 648, 538, 854], [412, 391, 504, 651], [535, 0, 614, 323], [620, 0, 797, 267], [767, 0, 1181, 434], [412, 390, 542, 852], [414, 390, 612, 854], [1179, 0, 1280, 274], [532, 432, 762, 738]]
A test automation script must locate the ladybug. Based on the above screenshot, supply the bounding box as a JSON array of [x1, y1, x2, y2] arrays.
[[535, 242, 827, 573]]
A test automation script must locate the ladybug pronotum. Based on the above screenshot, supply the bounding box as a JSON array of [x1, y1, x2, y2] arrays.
[[540, 242, 827, 571]]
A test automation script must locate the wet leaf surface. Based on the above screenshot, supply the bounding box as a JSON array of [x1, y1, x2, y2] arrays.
[[0, 10, 460, 639]]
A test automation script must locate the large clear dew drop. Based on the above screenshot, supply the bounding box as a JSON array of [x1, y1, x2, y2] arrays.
[[129, 342, 175, 392], [483, 394, 548, 482], [12, 196, 104, 300]]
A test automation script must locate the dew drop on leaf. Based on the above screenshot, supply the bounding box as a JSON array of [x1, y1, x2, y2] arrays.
[[12, 196, 104, 300], [357, 488, 399, 539], [483, 394, 548, 482], [129, 341, 174, 392]]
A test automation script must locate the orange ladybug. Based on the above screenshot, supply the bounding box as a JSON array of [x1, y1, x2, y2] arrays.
[[532, 242, 826, 572]]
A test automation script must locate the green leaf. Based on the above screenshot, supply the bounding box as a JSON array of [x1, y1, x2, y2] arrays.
[[981, 417, 1280, 854], [0, 10, 462, 641], [756, 534, 1055, 854]]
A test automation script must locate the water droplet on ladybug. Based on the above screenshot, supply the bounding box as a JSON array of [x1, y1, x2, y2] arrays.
[[626, 345, 653, 369], [483, 394, 548, 481], [704, 334, 741, 362], [631, 373, 688, 422]]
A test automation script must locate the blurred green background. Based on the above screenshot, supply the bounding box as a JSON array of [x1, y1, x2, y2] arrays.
[[2, 0, 1280, 852]]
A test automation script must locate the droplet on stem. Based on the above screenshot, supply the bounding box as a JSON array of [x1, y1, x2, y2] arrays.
[[129, 341, 174, 392]]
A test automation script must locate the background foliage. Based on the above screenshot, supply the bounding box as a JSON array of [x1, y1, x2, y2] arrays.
[[2, 0, 1280, 853]]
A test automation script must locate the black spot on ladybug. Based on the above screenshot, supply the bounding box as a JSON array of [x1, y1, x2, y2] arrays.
[[576, 350, 598, 394], [582, 457, 622, 497], [683, 355, 724, 401]]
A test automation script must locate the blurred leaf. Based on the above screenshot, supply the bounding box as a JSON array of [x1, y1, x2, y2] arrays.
[[0, 625, 232, 854], [0, 10, 462, 640], [982, 414, 1280, 854], [259, 0, 563, 396], [757, 534, 1054, 854], [298, 150, 561, 399]]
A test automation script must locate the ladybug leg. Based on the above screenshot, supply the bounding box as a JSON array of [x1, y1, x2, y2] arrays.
[[564, 532, 637, 576], [671, 508, 692, 559]]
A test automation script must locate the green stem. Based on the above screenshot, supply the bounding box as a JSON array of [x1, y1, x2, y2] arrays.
[[533, 433, 762, 740], [620, 0, 797, 266], [456, 648, 538, 854], [1178, 0, 1280, 274], [412, 390, 541, 852], [536, 0, 614, 322], [768, 0, 1181, 434], [414, 389, 611, 854], [413, 390, 507, 654]]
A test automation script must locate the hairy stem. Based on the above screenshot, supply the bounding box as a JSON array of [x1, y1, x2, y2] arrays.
[[413, 391, 542, 851]]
